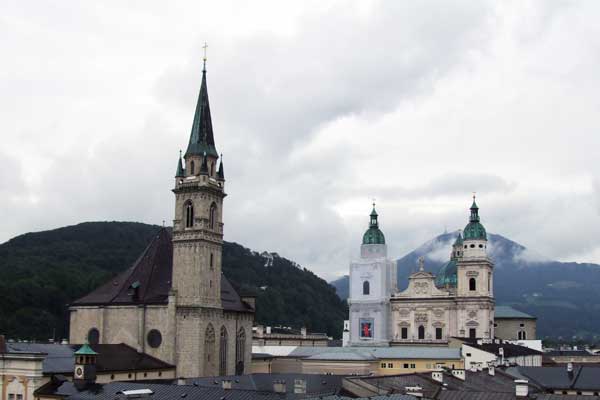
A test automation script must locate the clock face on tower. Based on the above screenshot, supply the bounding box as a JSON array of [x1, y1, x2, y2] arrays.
[[75, 367, 84, 378]]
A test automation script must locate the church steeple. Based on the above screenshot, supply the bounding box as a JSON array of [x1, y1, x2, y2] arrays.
[[185, 63, 218, 159], [362, 204, 386, 245]]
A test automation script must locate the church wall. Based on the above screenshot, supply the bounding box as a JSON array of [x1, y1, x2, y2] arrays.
[[494, 318, 536, 340], [69, 307, 103, 345]]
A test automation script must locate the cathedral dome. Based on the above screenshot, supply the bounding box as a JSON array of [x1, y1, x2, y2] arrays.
[[463, 198, 487, 240], [435, 259, 457, 288], [362, 205, 385, 245]]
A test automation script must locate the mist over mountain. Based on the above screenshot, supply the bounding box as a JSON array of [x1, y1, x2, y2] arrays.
[[330, 232, 600, 340]]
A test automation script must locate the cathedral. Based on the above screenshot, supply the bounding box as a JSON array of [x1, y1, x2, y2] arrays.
[[69, 61, 254, 377], [348, 199, 495, 346]]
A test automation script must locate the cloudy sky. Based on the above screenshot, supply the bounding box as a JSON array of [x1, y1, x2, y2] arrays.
[[2, 0, 600, 280]]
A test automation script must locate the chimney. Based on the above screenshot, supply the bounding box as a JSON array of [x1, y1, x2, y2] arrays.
[[177, 377, 186, 386], [488, 366, 495, 376], [301, 327, 307, 338], [431, 371, 443, 383], [61, 338, 68, 345], [405, 386, 423, 398], [273, 380, 286, 393], [0, 335, 6, 353], [293, 379, 306, 394], [221, 380, 232, 390], [451, 369, 466, 381], [255, 325, 264, 337], [266, 326, 272, 335], [514, 379, 529, 398], [567, 362, 574, 378]]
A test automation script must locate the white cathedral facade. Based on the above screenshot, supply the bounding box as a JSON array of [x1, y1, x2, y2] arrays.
[[348, 199, 495, 346]]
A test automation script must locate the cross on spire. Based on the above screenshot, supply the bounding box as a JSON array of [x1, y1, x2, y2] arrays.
[[202, 42, 208, 71]]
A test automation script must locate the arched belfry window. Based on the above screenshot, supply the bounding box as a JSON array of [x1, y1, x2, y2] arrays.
[[204, 324, 215, 375], [219, 326, 228, 376], [363, 281, 370, 295], [235, 328, 246, 375], [185, 201, 194, 228], [469, 278, 476, 291], [209, 202, 217, 230], [418, 325, 425, 340]]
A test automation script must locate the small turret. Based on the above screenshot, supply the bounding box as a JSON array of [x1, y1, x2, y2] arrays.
[[73, 342, 98, 388], [462, 196, 488, 259], [175, 150, 185, 178], [362, 204, 385, 245], [217, 155, 225, 181]]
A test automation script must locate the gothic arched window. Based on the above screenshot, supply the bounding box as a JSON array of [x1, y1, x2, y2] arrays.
[[469, 278, 476, 291], [235, 328, 246, 375], [363, 281, 370, 295], [185, 201, 194, 228], [518, 330, 527, 340], [418, 325, 425, 340], [219, 326, 228, 376], [209, 202, 217, 230], [204, 324, 215, 375], [190, 160, 195, 175]]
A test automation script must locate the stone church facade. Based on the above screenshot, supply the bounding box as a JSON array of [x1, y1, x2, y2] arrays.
[[69, 62, 254, 377], [348, 199, 495, 346]]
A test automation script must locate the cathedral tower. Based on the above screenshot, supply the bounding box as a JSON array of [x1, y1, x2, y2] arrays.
[[172, 61, 226, 308], [456, 197, 495, 339], [348, 205, 396, 346]]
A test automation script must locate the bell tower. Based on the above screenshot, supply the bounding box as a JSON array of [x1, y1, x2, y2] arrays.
[[456, 196, 495, 339], [172, 58, 226, 308]]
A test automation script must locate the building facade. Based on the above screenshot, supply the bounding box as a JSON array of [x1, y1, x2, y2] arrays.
[[69, 62, 254, 378], [494, 306, 537, 340], [349, 198, 495, 346]]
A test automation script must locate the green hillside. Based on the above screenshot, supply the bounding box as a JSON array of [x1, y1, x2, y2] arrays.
[[0, 222, 347, 340]]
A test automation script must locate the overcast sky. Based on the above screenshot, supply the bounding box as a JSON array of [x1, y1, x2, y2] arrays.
[[2, 1, 600, 280]]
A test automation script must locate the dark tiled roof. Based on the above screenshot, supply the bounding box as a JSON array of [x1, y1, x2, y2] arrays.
[[71, 228, 252, 313], [38, 381, 286, 400], [6, 342, 173, 375], [188, 373, 343, 397], [438, 392, 516, 400], [464, 341, 542, 358], [517, 366, 600, 391], [534, 396, 600, 400], [545, 350, 594, 357]]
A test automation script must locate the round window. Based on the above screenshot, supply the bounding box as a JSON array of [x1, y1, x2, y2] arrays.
[[87, 328, 100, 345], [147, 329, 162, 348]]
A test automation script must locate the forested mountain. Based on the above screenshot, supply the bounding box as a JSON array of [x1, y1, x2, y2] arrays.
[[330, 232, 600, 340], [0, 222, 347, 340]]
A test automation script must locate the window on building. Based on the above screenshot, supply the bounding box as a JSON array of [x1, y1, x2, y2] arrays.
[[210, 253, 214, 270], [185, 201, 194, 228], [87, 327, 100, 345], [518, 330, 527, 340], [401, 327, 408, 339], [488, 272, 491, 292], [363, 280, 370, 295], [388, 363, 393, 368], [381, 363, 386, 368], [210, 162, 214, 177], [418, 325, 425, 340], [205, 324, 215, 373], [8, 394, 15, 400], [16, 395, 22, 400], [519, 323, 525, 328], [469, 328, 476, 339], [236, 328, 246, 375], [436, 327, 443, 340], [410, 363, 416, 369], [190, 160, 195, 175], [403, 363, 409, 368], [469, 278, 476, 291], [219, 326, 228, 376], [209, 202, 217, 229]]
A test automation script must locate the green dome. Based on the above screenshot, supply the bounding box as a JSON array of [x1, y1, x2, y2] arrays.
[[435, 259, 457, 288], [463, 197, 487, 240], [362, 205, 385, 245]]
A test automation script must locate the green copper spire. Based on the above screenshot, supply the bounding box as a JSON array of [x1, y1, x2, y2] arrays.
[[453, 231, 463, 246], [75, 342, 98, 356], [362, 203, 386, 245], [463, 196, 487, 240], [175, 150, 185, 177], [185, 62, 218, 159]]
